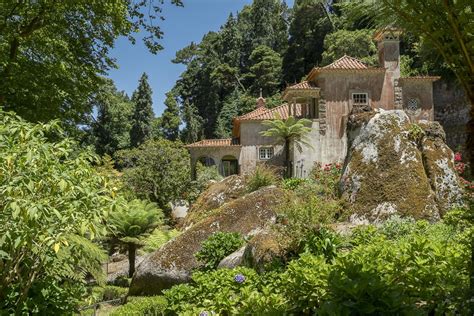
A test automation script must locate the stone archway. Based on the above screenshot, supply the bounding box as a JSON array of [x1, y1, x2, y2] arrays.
[[220, 155, 239, 177], [197, 156, 216, 167]]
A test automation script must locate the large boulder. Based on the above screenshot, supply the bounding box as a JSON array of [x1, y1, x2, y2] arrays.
[[242, 229, 291, 273], [180, 175, 247, 228], [129, 186, 285, 296], [340, 109, 463, 223]]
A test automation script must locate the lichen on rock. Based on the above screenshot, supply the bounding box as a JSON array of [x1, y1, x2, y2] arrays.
[[128, 185, 286, 296], [340, 110, 463, 223]]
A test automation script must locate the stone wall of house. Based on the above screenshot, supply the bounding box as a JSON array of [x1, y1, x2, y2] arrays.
[[433, 80, 469, 152], [399, 79, 435, 121], [239, 121, 285, 174]]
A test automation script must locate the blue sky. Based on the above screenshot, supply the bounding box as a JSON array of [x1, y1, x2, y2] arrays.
[[108, 0, 294, 116]]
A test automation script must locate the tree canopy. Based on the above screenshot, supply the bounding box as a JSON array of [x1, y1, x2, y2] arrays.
[[0, 0, 182, 126]]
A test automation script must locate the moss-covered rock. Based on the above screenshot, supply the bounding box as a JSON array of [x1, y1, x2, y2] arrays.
[[129, 186, 285, 296], [181, 175, 247, 227], [340, 110, 463, 223], [242, 229, 291, 273]]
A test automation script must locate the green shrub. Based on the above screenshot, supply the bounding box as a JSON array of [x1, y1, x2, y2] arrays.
[[102, 286, 128, 301], [299, 227, 342, 262], [378, 215, 416, 239], [310, 162, 342, 198], [164, 267, 288, 314], [276, 192, 341, 253], [281, 177, 308, 190], [108, 275, 131, 288], [141, 228, 180, 253], [187, 162, 223, 203], [282, 253, 329, 313], [111, 296, 167, 316], [246, 164, 279, 193], [195, 232, 244, 270]]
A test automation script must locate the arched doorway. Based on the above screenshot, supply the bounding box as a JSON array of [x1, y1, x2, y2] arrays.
[[221, 155, 239, 177], [198, 156, 216, 167]]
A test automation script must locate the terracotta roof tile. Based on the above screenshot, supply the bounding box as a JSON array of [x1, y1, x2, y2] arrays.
[[323, 55, 368, 70], [186, 138, 240, 148], [236, 103, 302, 121], [286, 81, 318, 90], [307, 55, 385, 80]]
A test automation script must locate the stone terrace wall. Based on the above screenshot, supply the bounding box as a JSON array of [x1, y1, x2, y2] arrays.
[[433, 80, 469, 153]]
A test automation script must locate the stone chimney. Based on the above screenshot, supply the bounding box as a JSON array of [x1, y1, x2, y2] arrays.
[[374, 28, 401, 80], [256, 88, 266, 108]]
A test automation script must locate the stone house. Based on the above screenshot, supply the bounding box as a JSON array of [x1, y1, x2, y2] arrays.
[[186, 29, 440, 178]]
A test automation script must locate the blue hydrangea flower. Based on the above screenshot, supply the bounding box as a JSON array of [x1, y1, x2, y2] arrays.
[[234, 273, 245, 284], [199, 311, 209, 316]]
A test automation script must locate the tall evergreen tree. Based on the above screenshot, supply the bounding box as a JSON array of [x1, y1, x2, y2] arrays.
[[247, 45, 283, 96], [160, 91, 181, 141], [92, 80, 133, 156], [182, 100, 204, 143], [282, 0, 333, 83], [130, 73, 155, 147]]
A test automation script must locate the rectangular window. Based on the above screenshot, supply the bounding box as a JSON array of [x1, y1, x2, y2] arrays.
[[352, 93, 369, 106], [259, 147, 274, 160]]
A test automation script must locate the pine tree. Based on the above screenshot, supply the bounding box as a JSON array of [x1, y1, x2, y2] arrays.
[[92, 80, 133, 156], [182, 100, 203, 143], [247, 45, 283, 96], [282, 0, 332, 83], [130, 73, 155, 147], [160, 91, 181, 141]]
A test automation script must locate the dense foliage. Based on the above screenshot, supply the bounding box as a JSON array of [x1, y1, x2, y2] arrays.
[[116, 139, 192, 210], [130, 73, 155, 147], [109, 199, 163, 277], [0, 111, 116, 314], [195, 232, 245, 270], [161, 216, 471, 315], [0, 0, 182, 126]]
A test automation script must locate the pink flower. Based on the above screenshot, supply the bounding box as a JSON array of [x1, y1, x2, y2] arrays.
[[454, 152, 462, 162]]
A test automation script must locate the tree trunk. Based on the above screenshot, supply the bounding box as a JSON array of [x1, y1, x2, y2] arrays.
[[285, 138, 291, 178], [128, 243, 137, 278]]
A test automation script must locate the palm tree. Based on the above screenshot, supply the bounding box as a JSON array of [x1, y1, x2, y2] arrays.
[[260, 115, 312, 177], [109, 199, 162, 277]]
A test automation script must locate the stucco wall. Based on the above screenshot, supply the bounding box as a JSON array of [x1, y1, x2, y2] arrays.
[[400, 80, 434, 121], [292, 120, 347, 178], [239, 121, 285, 174], [433, 80, 469, 152]]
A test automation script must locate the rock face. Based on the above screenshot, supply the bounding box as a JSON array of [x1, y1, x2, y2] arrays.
[[180, 175, 247, 228], [217, 246, 246, 269], [340, 109, 464, 223], [129, 185, 285, 296], [242, 229, 291, 273]]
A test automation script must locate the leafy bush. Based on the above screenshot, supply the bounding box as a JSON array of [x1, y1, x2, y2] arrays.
[[277, 191, 341, 253], [282, 253, 329, 313], [163, 220, 471, 315], [310, 162, 342, 197], [195, 232, 244, 270], [0, 111, 116, 314], [246, 164, 279, 193], [102, 286, 129, 301], [378, 215, 416, 239], [115, 139, 192, 211], [111, 296, 167, 316], [281, 177, 308, 190], [298, 227, 342, 262], [164, 267, 288, 314], [141, 228, 180, 253], [187, 162, 224, 202]]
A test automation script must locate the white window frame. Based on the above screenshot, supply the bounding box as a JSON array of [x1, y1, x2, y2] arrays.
[[259, 147, 274, 160], [351, 92, 369, 106]]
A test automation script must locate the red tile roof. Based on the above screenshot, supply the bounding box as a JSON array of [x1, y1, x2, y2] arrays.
[[186, 138, 240, 148], [323, 55, 368, 70], [307, 55, 385, 80], [286, 81, 318, 90], [236, 103, 302, 121]]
